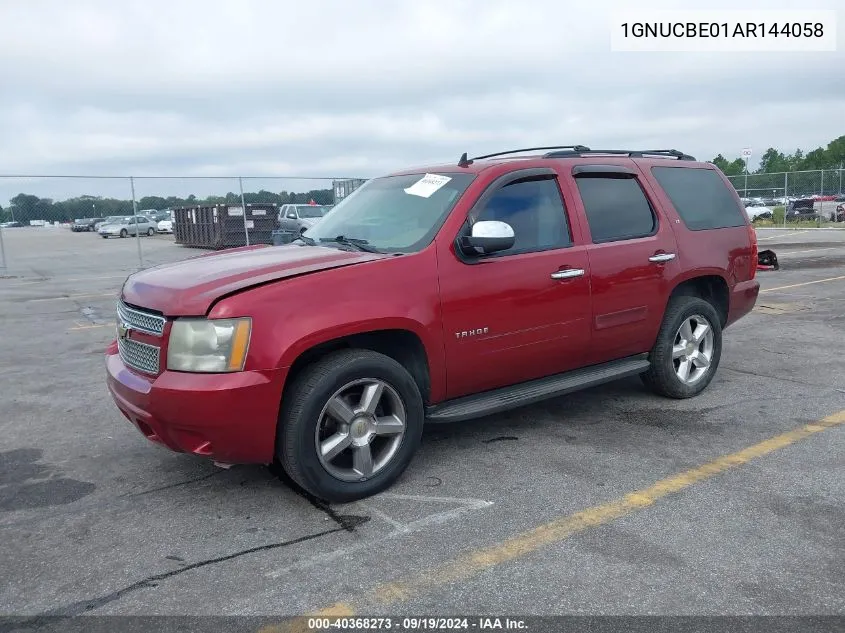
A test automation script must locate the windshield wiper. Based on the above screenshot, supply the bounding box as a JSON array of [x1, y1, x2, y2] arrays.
[[294, 233, 317, 246], [318, 235, 384, 253]]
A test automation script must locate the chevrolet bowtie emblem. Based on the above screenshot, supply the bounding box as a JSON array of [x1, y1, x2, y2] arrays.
[[117, 322, 131, 340]]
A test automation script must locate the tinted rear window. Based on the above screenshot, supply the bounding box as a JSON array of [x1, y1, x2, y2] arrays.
[[651, 167, 746, 231], [575, 177, 656, 243]]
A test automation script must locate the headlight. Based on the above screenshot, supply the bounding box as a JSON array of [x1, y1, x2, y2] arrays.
[[167, 318, 252, 372]]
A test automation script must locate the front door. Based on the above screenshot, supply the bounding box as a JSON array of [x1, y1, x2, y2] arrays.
[[438, 171, 593, 399]]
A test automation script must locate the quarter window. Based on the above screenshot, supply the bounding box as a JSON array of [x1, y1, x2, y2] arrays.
[[651, 166, 746, 230]]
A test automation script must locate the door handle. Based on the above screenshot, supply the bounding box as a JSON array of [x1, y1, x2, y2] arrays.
[[648, 253, 676, 263], [550, 268, 585, 280]]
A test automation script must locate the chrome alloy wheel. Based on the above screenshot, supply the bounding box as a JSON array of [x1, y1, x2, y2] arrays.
[[314, 378, 407, 482], [672, 314, 715, 385]]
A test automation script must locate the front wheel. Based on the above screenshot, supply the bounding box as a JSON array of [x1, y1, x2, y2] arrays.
[[147, 228, 155, 236], [641, 296, 722, 399], [119, 229, 128, 238], [277, 349, 424, 503]]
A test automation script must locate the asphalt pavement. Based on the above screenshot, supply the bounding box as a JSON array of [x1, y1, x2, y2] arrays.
[[1, 226, 843, 621]]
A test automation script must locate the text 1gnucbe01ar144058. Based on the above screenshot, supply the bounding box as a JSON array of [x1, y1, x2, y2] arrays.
[[611, 10, 837, 52]]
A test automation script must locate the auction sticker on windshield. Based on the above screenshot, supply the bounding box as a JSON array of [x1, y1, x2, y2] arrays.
[[404, 173, 452, 198]]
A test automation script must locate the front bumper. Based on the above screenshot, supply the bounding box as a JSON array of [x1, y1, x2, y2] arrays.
[[106, 343, 286, 464]]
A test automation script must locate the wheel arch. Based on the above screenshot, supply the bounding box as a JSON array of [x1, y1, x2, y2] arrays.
[[280, 326, 434, 408], [667, 273, 730, 327]]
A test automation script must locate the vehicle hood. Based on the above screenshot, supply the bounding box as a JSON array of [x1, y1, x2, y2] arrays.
[[121, 244, 389, 316]]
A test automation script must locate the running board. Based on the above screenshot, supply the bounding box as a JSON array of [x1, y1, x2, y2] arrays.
[[425, 354, 650, 423]]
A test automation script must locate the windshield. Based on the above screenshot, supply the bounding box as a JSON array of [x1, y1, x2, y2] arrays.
[[298, 206, 329, 219], [303, 173, 475, 253]]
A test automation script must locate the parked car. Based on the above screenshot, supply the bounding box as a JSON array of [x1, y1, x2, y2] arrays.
[[98, 216, 157, 238], [94, 216, 126, 231], [277, 203, 332, 234], [835, 204, 845, 222], [71, 218, 98, 232], [106, 145, 760, 502], [785, 198, 819, 222], [157, 215, 174, 233], [745, 206, 773, 221], [0, 221, 23, 228], [143, 209, 172, 223]]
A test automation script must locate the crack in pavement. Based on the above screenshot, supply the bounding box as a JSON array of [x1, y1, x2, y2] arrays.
[[117, 471, 224, 499], [723, 366, 845, 393], [267, 464, 369, 532], [9, 526, 348, 627]]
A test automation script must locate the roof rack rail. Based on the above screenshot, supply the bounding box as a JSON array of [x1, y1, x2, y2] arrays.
[[458, 145, 590, 167], [542, 148, 696, 161]]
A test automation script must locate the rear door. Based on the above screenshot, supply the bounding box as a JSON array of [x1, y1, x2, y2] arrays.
[[563, 163, 681, 365], [438, 168, 593, 398]]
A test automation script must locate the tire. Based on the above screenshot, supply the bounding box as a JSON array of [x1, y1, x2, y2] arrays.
[[277, 349, 424, 503], [119, 229, 128, 238], [641, 296, 722, 399], [101, 235, 108, 239], [147, 228, 155, 236]]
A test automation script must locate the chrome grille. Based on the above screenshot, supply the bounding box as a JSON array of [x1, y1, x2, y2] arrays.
[[117, 301, 165, 336], [118, 337, 161, 375]]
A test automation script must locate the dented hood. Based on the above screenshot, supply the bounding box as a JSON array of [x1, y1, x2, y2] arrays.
[[121, 244, 387, 316]]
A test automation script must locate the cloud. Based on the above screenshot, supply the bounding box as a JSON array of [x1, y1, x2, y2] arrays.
[[0, 0, 843, 206]]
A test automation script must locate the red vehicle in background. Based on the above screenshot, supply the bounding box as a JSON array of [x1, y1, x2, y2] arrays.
[[106, 145, 760, 502]]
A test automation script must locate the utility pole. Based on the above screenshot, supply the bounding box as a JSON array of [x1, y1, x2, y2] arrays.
[[741, 147, 752, 198]]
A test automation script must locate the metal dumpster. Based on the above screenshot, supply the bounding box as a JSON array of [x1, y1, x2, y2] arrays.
[[173, 203, 278, 249]]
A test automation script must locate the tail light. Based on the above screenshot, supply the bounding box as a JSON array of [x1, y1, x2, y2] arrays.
[[748, 223, 758, 280]]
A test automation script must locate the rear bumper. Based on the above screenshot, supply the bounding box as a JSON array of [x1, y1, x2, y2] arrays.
[[726, 279, 760, 327], [106, 344, 286, 464]]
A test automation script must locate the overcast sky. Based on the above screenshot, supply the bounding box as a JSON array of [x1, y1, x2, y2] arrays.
[[1, 0, 843, 205]]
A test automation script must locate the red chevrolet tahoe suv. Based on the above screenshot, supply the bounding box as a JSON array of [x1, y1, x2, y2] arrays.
[[106, 146, 760, 502]]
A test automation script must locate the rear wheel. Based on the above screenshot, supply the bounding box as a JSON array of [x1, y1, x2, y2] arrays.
[[641, 296, 722, 399], [277, 349, 424, 502]]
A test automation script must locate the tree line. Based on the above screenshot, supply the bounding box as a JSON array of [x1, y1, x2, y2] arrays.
[[711, 134, 845, 176], [2, 135, 843, 222], [0, 189, 335, 223]]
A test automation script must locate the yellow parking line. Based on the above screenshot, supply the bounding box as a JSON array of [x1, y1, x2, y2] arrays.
[[27, 293, 115, 303], [273, 410, 845, 622], [68, 324, 112, 331], [757, 230, 809, 241], [761, 275, 845, 293], [1, 275, 128, 288]]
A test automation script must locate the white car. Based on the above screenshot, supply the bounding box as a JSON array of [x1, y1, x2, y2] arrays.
[[157, 219, 173, 233], [745, 206, 773, 220]]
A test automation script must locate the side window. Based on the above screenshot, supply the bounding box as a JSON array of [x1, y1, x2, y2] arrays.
[[651, 166, 746, 230], [127, 217, 136, 224], [472, 177, 571, 255], [575, 177, 656, 243]]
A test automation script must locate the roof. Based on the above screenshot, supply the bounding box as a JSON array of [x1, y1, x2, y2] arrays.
[[385, 146, 714, 178]]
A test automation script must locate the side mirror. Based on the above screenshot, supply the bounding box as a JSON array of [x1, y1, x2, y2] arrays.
[[459, 220, 515, 256]]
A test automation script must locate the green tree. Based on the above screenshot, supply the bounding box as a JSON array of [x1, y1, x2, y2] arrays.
[[757, 147, 790, 173]]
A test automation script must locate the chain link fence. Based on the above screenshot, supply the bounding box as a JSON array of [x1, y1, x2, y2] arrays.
[[727, 169, 845, 227], [0, 176, 368, 274]]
